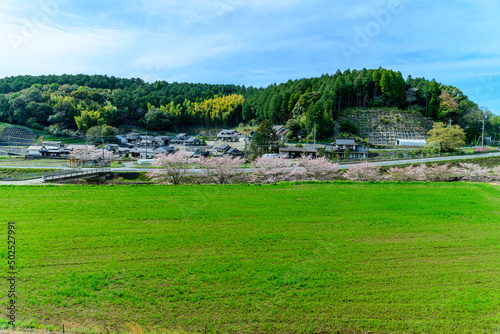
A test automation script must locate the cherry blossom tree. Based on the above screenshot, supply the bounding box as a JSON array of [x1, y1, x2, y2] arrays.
[[251, 156, 291, 183], [291, 156, 340, 181], [69, 145, 102, 167], [491, 166, 500, 181], [69, 145, 119, 167], [343, 162, 381, 182], [385, 165, 423, 182], [385, 163, 460, 182], [420, 163, 461, 182], [98, 149, 120, 167], [458, 163, 492, 182], [147, 151, 195, 185], [198, 155, 245, 184]]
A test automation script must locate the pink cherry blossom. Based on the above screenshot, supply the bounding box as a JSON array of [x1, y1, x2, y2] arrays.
[[251, 156, 291, 183], [148, 151, 194, 184], [458, 163, 492, 182], [290, 156, 340, 181], [69, 145, 118, 167], [343, 162, 381, 182], [198, 155, 245, 184]]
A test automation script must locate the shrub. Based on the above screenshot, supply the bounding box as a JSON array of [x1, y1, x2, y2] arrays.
[[458, 163, 491, 182], [198, 155, 245, 184], [290, 157, 340, 181], [251, 156, 290, 183], [343, 162, 381, 182]]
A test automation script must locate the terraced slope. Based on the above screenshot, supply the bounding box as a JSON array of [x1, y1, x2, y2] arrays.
[[343, 109, 434, 146], [0, 127, 37, 146]]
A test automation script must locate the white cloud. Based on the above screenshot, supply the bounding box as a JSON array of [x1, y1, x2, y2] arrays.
[[129, 31, 241, 72], [0, 22, 132, 77], [127, 0, 301, 25]]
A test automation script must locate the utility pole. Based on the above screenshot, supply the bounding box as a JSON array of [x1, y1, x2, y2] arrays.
[[101, 130, 105, 167], [481, 117, 486, 147], [244, 134, 248, 161], [367, 134, 370, 155], [313, 122, 317, 149]]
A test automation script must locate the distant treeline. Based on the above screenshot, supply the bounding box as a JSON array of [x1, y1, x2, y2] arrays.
[[0, 70, 497, 140]]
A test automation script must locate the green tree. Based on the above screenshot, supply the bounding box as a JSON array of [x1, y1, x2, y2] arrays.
[[86, 125, 118, 144], [428, 80, 441, 119], [250, 119, 280, 156], [425, 140, 441, 154], [285, 118, 301, 141], [144, 107, 174, 131], [427, 122, 466, 151]]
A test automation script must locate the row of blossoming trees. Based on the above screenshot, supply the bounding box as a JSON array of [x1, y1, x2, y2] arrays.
[[147, 151, 500, 185], [68, 145, 119, 167]]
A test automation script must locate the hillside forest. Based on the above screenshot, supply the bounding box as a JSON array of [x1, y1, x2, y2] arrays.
[[0, 69, 499, 141]]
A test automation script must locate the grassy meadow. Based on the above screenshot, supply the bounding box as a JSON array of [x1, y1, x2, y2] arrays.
[[0, 182, 500, 333]]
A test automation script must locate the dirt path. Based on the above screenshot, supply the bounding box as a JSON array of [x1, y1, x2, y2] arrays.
[[0, 178, 48, 185]]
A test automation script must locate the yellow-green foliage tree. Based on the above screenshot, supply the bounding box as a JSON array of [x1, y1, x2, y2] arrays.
[[427, 122, 466, 151], [74, 109, 104, 132], [153, 94, 245, 128]]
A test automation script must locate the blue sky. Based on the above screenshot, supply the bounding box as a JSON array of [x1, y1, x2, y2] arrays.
[[1, 0, 500, 114]]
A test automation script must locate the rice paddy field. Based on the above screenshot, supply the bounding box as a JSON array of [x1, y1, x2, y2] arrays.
[[1, 182, 500, 333]]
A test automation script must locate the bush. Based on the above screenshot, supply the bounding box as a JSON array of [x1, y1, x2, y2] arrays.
[[380, 116, 391, 125], [339, 119, 359, 135]]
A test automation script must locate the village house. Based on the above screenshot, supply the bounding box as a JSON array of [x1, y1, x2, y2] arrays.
[[170, 133, 190, 144], [103, 144, 120, 155], [213, 144, 244, 157], [225, 147, 244, 156], [27, 145, 44, 157], [217, 129, 241, 142], [125, 132, 140, 143], [154, 146, 176, 155], [115, 135, 127, 144], [169, 133, 203, 146], [184, 137, 203, 146], [273, 125, 289, 142], [129, 147, 157, 159], [186, 148, 210, 158], [326, 138, 368, 159], [154, 136, 171, 146], [278, 146, 318, 159], [27, 141, 72, 157], [214, 144, 232, 155]]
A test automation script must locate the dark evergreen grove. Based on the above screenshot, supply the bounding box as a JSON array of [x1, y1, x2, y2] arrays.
[[0, 69, 496, 140]]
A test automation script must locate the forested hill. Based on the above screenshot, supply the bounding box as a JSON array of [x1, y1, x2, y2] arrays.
[[0, 70, 494, 140]]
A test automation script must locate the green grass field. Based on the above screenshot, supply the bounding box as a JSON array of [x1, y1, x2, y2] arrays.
[[1, 182, 500, 333], [0, 157, 69, 167]]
